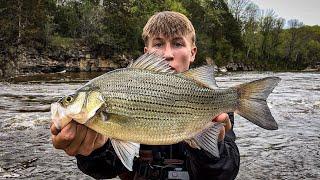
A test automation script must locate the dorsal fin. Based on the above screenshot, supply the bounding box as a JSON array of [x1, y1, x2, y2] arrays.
[[127, 52, 175, 73], [182, 66, 218, 89]]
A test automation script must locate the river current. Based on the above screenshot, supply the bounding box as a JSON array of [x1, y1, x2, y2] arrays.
[[0, 71, 319, 179]]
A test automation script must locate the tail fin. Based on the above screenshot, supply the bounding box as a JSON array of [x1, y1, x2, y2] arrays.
[[236, 77, 280, 130]]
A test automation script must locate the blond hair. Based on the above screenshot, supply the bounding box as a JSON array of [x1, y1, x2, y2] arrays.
[[142, 11, 196, 46]]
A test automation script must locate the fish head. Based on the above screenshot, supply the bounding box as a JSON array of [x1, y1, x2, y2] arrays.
[[51, 89, 105, 130]]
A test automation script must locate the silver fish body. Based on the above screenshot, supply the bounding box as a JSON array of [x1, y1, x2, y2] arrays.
[[51, 53, 280, 171]]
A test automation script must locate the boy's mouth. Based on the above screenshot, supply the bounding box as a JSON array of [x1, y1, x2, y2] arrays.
[[170, 66, 176, 71]]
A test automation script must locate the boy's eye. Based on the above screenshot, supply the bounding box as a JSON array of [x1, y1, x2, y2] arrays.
[[173, 41, 185, 48], [174, 42, 183, 47], [153, 43, 163, 48]]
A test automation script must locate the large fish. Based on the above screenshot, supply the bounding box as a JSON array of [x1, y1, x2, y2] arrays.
[[51, 53, 280, 171]]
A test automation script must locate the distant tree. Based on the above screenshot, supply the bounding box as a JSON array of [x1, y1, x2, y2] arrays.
[[241, 2, 259, 60], [285, 19, 304, 63], [183, 0, 242, 66], [227, 0, 250, 25], [54, 1, 81, 38], [258, 10, 273, 60], [305, 40, 320, 65], [78, 0, 107, 52], [269, 18, 285, 60], [0, 0, 18, 47]]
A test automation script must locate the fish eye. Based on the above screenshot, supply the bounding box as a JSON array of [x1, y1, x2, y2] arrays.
[[63, 95, 74, 105], [66, 96, 73, 102]]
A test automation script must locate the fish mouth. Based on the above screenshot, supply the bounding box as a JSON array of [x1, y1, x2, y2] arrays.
[[51, 102, 72, 130], [50, 96, 104, 129]]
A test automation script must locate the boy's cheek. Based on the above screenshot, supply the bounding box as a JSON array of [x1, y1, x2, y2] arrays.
[[145, 47, 164, 56]]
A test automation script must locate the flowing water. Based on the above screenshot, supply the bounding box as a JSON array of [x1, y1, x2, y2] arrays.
[[0, 71, 319, 179]]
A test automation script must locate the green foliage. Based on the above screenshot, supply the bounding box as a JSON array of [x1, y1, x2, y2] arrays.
[[50, 35, 76, 49], [182, 0, 242, 66], [228, 0, 320, 70], [54, 1, 81, 38]]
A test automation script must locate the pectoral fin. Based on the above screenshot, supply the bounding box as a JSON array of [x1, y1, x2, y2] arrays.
[[111, 139, 140, 171], [185, 123, 222, 158], [184, 139, 200, 149]]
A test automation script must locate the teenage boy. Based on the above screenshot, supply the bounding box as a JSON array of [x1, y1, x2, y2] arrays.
[[51, 11, 239, 179]]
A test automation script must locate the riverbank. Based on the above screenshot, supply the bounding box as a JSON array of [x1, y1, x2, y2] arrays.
[[0, 46, 132, 78], [1, 46, 319, 80]]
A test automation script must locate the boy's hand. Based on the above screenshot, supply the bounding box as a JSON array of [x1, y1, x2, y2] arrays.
[[51, 121, 107, 156], [213, 113, 232, 141]]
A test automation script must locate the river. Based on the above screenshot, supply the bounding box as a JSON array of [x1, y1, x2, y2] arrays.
[[0, 71, 319, 179]]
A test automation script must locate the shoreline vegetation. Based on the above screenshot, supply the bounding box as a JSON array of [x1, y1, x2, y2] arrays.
[[1, 0, 320, 79]]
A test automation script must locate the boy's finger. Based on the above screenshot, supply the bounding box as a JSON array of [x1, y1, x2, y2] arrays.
[[213, 113, 232, 133], [78, 128, 98, 156], [64, 124, 87, 156], [218, 126, 225, 142], [52, 122, 76, 149], [213, 113, 229, 122], [224, 117, 232, 132], [50, 122, 59, 135], [94, 134, 108, 150]]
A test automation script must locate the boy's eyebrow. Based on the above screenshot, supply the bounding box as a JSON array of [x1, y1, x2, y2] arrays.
[[172, 37, 184, 41], [152, 37, 163, 41], [152, 36, 184, 41], [149, 37, 164, 44]]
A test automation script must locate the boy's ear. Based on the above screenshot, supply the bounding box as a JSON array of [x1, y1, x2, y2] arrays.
[[190, 47, 197, 63], [144, 47, 148, 53]]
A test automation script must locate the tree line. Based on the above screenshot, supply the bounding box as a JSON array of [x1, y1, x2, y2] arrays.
[[1, 0, 319, 71], [228, 0, 320, 70]]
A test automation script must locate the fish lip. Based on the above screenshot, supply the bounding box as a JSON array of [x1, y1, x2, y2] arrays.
[[51, 102, 62, 129], [51, 102, 58, 115], [50, 102, 71, 130]]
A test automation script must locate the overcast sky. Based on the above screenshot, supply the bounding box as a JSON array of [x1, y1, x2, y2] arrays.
[[250, 0, 320, 26]]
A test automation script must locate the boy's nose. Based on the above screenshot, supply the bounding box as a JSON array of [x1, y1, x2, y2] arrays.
[[163, 45, 174, 61]]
